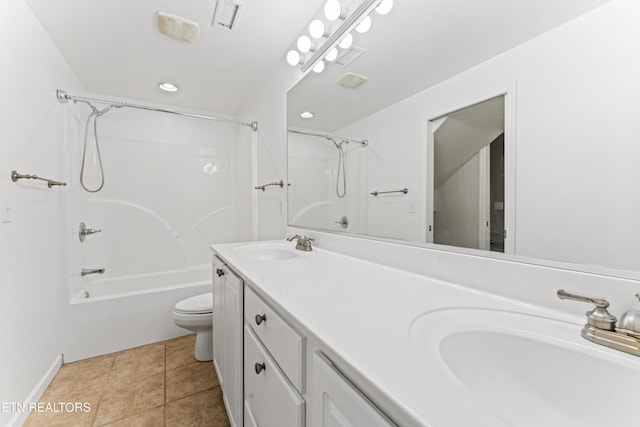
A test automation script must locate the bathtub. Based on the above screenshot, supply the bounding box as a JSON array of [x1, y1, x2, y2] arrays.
[[63, 265, 212, 362]]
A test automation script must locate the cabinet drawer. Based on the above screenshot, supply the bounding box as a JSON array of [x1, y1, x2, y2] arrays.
[[245, 286, 304, 390], [244, 325, 305, 427]]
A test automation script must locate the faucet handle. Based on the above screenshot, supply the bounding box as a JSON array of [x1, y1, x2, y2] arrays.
[[557, 289, 617, 331]]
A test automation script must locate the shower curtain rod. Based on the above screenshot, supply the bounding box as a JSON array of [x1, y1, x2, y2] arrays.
[[288, 128, 368, 147], [56, 90, 258, 131]]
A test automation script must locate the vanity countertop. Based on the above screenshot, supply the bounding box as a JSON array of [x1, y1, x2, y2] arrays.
[[211, 240, 639, 427]]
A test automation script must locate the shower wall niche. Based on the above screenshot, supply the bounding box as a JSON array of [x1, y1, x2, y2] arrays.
[[65, 101, 252, 299]]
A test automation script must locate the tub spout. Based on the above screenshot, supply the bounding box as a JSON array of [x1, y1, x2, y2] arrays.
[[81, 268, 105, 277]]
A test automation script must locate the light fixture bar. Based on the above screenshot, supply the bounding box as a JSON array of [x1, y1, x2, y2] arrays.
[[301, 0, 382, 73]]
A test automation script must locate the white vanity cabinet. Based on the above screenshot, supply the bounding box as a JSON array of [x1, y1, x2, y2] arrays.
[[212, 256, 243, 427], [311, 352, 396, 427], [211, 244, 398, 427], [243, 285, 305, 427]]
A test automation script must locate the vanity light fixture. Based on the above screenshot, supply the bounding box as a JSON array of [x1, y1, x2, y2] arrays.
[[324, 0, 347, 21], [313, 60, 326, 73], [300, 111, 314, 118], [158, 82, 179, 92], [338, 33, 353, 49], [286, 50, 304, 66], [355, 16, 371, 33], [309, 19, 330, 39], [285, 0, 388, 73], [297, 35, 315, 53], [325, 47, 338, 62], [375, 0, 393, 15]]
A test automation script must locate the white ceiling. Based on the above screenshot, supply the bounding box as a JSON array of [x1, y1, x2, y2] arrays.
[[25, 0, 325, 114], [288, 0, 613, 132], [26, 0, 612, 119]]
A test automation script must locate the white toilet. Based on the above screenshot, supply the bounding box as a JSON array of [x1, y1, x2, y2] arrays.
[[173, 292, 213, 361]]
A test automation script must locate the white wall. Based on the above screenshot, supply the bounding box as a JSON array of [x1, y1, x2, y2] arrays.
[[434, 154, 481, 248], [238, 62, 304, 240], [0, 0, 83, 425]]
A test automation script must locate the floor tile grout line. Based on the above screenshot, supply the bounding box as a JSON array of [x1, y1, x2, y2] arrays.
[[90, 356, 115, 427]]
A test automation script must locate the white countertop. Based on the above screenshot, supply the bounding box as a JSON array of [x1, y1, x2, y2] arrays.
[[211, 240, 638, 427]]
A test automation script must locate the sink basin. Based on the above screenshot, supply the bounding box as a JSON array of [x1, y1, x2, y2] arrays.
[[410, 309, 640, 426], [233, 245, 298, 261]]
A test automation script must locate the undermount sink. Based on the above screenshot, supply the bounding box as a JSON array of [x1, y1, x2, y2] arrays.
[[233, 245, 298, 261], [410, 309, 640, 426]]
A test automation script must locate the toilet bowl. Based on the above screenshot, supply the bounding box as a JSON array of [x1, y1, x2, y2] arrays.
[[173, 292, 213, 361]]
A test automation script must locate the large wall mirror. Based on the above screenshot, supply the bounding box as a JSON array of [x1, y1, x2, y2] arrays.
[[287, 0, 640, 275]]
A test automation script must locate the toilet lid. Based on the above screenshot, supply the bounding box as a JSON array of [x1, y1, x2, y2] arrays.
[[175, 293, 213, 314]]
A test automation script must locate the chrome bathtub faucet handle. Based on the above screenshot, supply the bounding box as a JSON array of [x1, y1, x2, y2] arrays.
[[79, 222, 103, 242], [557, 289, 617, 331]]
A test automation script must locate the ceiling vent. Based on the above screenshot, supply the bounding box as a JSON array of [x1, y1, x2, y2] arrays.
[[333, 46, 367, 68], [212, 0, 244, 32], [156, 12, 200, 43], [336, 72, 368, 89]]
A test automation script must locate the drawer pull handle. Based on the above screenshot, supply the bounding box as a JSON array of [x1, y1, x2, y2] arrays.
[[216, 268, 224, 277], [255, 362, 266, 375], [255, 314, 267, 325]]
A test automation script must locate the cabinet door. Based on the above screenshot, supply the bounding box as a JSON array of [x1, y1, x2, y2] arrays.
[[212, 256, 244, 427], [212, 256, 225, 386], [221, 267, 243, 427], [311, 352, 395, 427]]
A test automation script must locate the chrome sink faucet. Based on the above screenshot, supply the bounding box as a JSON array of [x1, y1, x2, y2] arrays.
[[557, 289, 640, 357], [287, 234, 313, 251]]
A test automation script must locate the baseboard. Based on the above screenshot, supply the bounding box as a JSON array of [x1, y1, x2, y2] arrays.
[[7, 354, 62, 427]]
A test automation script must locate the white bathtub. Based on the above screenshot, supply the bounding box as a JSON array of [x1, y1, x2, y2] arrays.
[[63, 265, 212, 362]]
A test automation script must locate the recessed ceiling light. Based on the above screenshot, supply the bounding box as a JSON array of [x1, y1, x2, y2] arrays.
[[300, 111, 314, 119], [158, 82, 179, 92]]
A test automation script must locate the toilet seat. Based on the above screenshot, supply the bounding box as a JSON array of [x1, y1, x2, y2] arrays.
[[174, 293, 213, 315]]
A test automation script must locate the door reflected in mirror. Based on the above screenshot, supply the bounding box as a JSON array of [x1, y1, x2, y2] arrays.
[[429, 96, 505, 253]]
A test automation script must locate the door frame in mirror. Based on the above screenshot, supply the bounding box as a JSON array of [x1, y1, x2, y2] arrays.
[[422, 83, 517, 255]]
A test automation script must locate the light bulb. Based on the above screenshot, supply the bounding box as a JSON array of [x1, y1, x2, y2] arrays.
[[325, 47, 338, 62], [286, 50, 302, 66], [300, 111, 314, 119], [338, 33, 353, 49], [355, 16, 371, 34], [313, 60, 325, 73], [324, 0, 344, 21], [309, 20, 327, 39], [297, 35, 314, 53], [375, 0, 393, 15]]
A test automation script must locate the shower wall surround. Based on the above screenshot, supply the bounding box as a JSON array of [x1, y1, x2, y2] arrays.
[[288, 131, 366, 234], [66, 104, 253, 299]]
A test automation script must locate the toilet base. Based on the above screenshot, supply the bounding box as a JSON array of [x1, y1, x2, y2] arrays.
[[194, 329, 213, 361]]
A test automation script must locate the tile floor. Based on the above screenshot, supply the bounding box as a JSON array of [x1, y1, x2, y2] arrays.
[[24, 334, 231, 426]]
